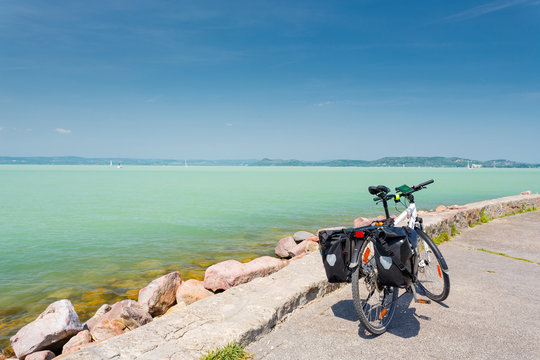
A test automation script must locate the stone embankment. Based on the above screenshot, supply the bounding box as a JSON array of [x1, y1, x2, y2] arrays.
[[6, 193, 539, 360]]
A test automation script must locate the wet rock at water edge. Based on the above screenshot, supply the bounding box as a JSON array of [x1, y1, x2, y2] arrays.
[[176, 279, 214, 305], [10, 299, 83, 359], [90, 300, 152, 342], [83, 303, 112, 331], [293, 231, 315, 243], [274, 236, 297, 258], [138, 271, 182, 317]]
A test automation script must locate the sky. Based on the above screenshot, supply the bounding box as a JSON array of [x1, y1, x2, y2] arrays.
[[1, 0, 539, 162]]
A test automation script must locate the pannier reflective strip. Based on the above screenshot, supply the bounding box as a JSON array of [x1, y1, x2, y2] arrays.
[[379, 256, 392, 270], [354, 231, 364, 238], [326, 254, 337, 266]]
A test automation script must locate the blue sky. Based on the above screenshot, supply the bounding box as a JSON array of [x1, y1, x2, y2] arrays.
[[1, 0, 539, 162]]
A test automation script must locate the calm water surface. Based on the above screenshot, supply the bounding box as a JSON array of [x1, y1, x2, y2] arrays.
[[1, 165, 538, 349]]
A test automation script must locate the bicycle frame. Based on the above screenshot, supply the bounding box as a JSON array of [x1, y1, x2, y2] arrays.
[[393, 201, 417, 229]]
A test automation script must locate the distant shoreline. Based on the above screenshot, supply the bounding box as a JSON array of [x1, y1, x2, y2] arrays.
[[1, 156, 539, 168]]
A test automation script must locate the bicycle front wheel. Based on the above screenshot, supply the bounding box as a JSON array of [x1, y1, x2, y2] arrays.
[[415, 229, 450, 302], [351, 238, 398, 335]]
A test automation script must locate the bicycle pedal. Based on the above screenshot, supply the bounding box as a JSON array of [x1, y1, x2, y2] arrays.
[[415, 299, 431, 304]]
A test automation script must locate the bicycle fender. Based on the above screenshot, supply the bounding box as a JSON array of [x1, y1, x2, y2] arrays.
[[417, 228, 449, 272], [348, 238, 366, 268]]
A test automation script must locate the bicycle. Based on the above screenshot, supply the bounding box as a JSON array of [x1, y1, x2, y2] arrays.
[[349, 179, 450, 335]]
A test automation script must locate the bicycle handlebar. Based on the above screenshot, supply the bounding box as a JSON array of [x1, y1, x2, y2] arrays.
[[416, 179, 434, 189]]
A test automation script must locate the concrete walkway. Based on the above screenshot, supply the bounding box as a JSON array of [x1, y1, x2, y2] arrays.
[[247, 211, 540, 360]]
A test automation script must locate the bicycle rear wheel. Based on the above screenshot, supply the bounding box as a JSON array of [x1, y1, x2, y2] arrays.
[[351, 238, 398, 335], [415, 229, 450, 302]]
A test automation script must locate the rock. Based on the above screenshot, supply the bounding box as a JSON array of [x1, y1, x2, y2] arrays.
[[436, 205, 447, 213], [203, 260, 245, 292], [354, 217, 371, 228], [521, 190, 532, 195], [62, 329, 92, 354], [243, 257, 287, 279], [316, 226, 345, 236], [176, 279, 213, 305], [288, 239, 319, 257], [292, 231, 315, 243], [90, 300, 152, 342], [10, 299, 83, 359], [306, 236, 318, 242], [163, 302, 187, 316], [25, 350, 55, 360], [448, 204, 463, 210], [138, 271, 182, 317], [83, 303, 112, 331], [204, 256, 287, 292], [274, 236, 297, 258]]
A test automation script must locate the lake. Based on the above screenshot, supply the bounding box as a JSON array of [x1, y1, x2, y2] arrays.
[[1, 165, 538, 349]]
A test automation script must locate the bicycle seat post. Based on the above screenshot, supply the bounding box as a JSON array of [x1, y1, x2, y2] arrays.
[[382, 196, 390, 220]]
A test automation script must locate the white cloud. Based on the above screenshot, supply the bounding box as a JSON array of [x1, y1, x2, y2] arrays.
[[55, 128, 72, 134], [0, 127, 3, 131], [315, 101, 334, 107], [442, 0, 528, 22], [226, 123, 233, 127]]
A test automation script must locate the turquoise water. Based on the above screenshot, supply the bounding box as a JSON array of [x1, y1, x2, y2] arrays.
[[1, 165, 539, 349]]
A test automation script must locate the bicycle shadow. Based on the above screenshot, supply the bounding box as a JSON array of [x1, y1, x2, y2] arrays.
[[330, 293, 430, 339]]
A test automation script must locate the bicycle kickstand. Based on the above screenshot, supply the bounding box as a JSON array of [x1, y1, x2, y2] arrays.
[[409, 285, 431, 304]]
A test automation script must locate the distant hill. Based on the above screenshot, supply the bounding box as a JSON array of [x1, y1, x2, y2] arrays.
[[0, 156, 256, 166], [0, 156, 537, 168], [250, 157, 539, 168]]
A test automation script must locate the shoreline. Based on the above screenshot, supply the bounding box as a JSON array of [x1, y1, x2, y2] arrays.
[[2, 192, 539, 359]]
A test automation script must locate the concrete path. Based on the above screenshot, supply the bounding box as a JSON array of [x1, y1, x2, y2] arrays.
[[247, 211, 540, 360]]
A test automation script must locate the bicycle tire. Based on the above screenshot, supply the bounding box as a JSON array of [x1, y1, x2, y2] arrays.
[[351, 237, 398, 335], [415, 229, 450, 302]]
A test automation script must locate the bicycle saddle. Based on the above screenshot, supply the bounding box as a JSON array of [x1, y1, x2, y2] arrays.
[[368, 185, 390, 195]]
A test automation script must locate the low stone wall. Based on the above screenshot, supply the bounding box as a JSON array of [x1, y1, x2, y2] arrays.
[[421, 194, 540, 238], [30, 193, 540, 359], [61, 255, 343, 360]]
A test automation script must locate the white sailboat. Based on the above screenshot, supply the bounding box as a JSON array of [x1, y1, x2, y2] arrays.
[[185, 160, 188, 168], [109, 160, 113, 167]]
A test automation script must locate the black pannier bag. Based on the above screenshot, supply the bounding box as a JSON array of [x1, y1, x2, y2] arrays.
[[373, 227, 418, 288], [319, 229, 353, 283]]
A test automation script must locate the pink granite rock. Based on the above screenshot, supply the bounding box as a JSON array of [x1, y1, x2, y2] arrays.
[[288, 239, 319, 257], [25, 350, 55, 360], [176, 279, 214, 305], [243, 256, 287, 278], [83, 303, 112, 332], [274, 235, 297, 258], [354, 217, 371, 228], [204, 260, 245, 291], [62, 329, 92, 354], [436, 205, 447, 213], [90, 300, 152, 342], [10, 299, 83, 359], [204, 256, 287, 291], [306, 236, 318, 242], [138, 271, 182, 316], [521, 190, 532, 195]]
